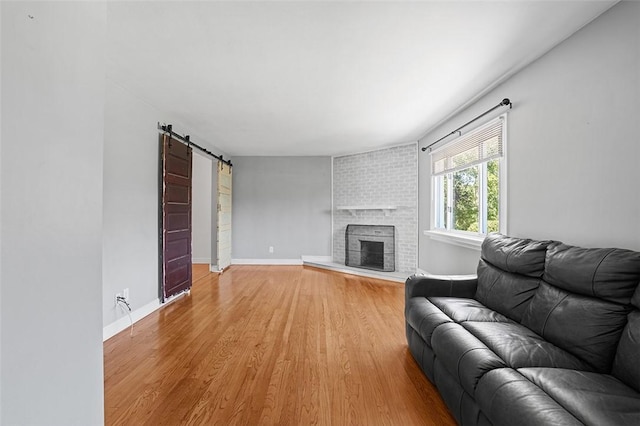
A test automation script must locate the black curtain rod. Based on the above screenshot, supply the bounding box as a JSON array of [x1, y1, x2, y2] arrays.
[[158, 123, 232, 167], [421, 98, 512, 152]]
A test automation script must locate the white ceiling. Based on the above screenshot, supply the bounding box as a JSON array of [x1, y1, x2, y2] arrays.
[[106, 1, 616, 157]]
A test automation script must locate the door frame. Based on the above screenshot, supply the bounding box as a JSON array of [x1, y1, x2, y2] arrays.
[[216, 161, 232, 272]]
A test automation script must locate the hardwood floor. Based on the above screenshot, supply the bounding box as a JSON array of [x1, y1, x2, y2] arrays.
[[104, 265, 455, 425], [192, 263, 211, 282]]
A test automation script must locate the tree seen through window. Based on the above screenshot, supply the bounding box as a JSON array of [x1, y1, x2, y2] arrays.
[[438, 159, 499, 234]]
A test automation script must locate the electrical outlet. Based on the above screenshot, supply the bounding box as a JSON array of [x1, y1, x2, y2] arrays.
[[269, 246, 274, 253], [123, 288, 129, 301], [115, 293, 122, 307]]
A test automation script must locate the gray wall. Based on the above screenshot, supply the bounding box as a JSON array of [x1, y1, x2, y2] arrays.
[[103, 80, 164, 327], [232, 157, 332, 260], [418, 1, 640, 274], [192, 152, 213, 264], [1, 2, 106, 424], [0, 3, 3, 419]]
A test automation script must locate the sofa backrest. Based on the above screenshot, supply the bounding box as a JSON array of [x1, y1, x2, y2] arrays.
[[478, 234, 640, 375], [543, 243, 640, 305], [476, 234, 552, 322], [521, 243, 640, 373]]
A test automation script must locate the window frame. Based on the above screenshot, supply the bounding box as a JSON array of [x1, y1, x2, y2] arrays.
[[426, 114, 508, 249]]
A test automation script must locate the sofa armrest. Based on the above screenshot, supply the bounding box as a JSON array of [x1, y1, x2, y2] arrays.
[[405, 273, 478, 304]]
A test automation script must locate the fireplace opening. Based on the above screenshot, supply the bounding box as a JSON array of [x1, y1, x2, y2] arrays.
[[361, 241, 384, 269], [345, 224, 395, 272]]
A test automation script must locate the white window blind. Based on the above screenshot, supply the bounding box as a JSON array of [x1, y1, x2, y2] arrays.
[[431, 115, 504, 176]]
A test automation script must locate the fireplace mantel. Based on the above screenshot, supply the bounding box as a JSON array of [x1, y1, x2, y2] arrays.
[[336, 205, 397, 217]]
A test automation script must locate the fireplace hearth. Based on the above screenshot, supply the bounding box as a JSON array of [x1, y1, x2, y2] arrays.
[[345, 224, 395, 272]]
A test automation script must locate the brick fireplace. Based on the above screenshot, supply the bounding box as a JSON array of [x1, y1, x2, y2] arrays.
[[332, 144, 418, 274], [345, 224, 395, 272]]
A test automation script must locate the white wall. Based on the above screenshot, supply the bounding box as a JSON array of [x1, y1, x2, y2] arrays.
[[1, 2, 106, 424], [192, 152, 213, 264], [232, 157, 332, 261], [418, 1, 640, 274]]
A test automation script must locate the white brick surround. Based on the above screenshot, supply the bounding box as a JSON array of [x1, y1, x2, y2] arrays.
[[333, 143, 418, 274]]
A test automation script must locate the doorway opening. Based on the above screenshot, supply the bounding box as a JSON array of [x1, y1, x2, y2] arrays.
[[191, 151, 215, 277]]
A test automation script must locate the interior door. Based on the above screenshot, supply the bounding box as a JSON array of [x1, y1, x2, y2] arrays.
[[217, 161, 232, 272], [160, 134, 193, 301]]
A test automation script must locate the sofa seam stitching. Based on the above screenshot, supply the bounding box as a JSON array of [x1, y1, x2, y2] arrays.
[[484, 376, 525, 411], [590, 249, 615, 298], [457, 347, 502, 392], [456, 347, 475, 384], [504, 248, 511, 272], [540, 292, 570, 336], [418, 303, 452, 344], [484, 273, 500, 297], [517, 370, 585, 425], [457, 389, 465, 422]]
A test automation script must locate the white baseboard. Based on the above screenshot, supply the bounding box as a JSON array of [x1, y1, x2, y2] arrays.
[[103, 298, 162, 341], [231, 258, 303, 265], [192, 258, 211, 264], [301, 255, 332, 263]]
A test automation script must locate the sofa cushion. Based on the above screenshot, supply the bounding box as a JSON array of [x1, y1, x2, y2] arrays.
[[407, 325, 437, 381], [405, 298, 452, 345], [462, 321, 592, 371], [428, 297, 512, 323], [521, 281, 630, 372], [431, 322, 506, 396], [433, 358, 490, 426], [612, 310, 640, 392], [519, 367, 640, 426], [476, 368, 582, 426], [480, 233, 552, 277], [543, 243, 640, 305], [476, 259, 542, 321]]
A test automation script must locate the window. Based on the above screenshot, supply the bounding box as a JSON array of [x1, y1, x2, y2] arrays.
[[429, 115, 506, 244]]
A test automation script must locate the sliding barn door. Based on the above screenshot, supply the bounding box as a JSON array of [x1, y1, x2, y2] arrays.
[[160, 134, 193, 301], [217, 162, 232, 271]]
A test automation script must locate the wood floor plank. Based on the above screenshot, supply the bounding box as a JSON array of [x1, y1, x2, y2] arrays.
[[192, 264, 211, 283], [104, 265, 455, 425]]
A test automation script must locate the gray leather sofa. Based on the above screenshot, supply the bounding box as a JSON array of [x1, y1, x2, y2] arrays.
[[405, 233, 640, 425]]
